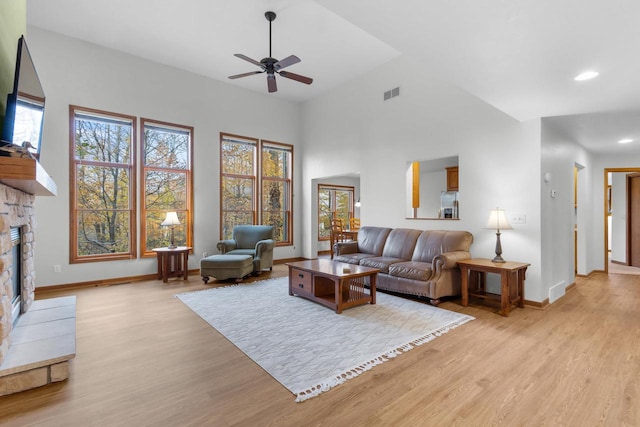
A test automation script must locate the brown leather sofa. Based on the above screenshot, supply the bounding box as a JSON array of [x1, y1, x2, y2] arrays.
[[334, 226, 473, 305]]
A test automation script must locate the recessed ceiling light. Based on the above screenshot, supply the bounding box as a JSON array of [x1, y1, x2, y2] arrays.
[[574, 71, 599, 81], [618, 138, 633, 144]]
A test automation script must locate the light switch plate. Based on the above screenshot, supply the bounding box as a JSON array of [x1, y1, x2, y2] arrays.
[[510, 214, 526, 224]]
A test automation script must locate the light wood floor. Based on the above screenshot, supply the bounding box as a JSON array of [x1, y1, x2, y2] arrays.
[[1, 267, 639, 426], [609, 260, 640, 275]]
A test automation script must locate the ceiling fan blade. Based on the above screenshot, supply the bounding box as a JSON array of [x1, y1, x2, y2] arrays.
[[234, 53, 263, 68], [228, 71, 263, 79], [274, 55, 301, 71], [267, 74, 277, 93], [278, 70, 313, 85]]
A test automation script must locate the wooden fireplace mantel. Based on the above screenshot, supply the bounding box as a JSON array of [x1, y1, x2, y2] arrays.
[[0, 157, 57, 196]]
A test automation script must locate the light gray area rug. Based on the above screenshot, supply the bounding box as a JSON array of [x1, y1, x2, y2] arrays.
[[176, 277, 474, 402]]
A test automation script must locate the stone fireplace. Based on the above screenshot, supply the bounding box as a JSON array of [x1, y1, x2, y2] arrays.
[[0, 171, 75, 396], [0, 183, 36, 363]]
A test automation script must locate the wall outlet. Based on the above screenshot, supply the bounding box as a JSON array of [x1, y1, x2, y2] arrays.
[[54, 265, 61, 273], [202, 252, 208, 258], [510, 214, 526, 224]]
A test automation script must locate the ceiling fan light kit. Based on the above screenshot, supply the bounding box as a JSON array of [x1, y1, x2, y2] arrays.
[[228, 11, 313, 93]]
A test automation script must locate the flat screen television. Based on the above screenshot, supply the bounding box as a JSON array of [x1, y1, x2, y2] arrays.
[[0, 35, 45, 159]]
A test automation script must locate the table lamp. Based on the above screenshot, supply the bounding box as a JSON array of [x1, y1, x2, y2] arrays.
[[486, 207, 512, 263], [161, 211, 180, 249]]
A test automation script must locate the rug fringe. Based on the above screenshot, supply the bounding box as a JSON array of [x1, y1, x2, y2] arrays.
[[294, 314, 474, 402]]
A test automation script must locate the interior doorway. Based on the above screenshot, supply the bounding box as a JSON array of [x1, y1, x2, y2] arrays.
[[574, 166, 578, 275], [627, 173, 640, 267], [574, 163, 587, 276], [604, 167, 640, 275]]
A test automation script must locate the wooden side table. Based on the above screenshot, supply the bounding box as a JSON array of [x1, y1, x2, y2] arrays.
[[152, 246, 192, 283], [458, 258, 530, 317]]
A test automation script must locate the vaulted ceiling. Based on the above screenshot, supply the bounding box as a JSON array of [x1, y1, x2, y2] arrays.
[[27, 0, 640, 154]]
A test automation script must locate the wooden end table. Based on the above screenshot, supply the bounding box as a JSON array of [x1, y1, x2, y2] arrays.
[[458, 258, 530, 317], [152, 246, 191, 283], [286, 259, 378, 314]]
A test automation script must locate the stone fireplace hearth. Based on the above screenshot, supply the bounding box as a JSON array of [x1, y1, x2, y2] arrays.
[[0, 183, 37, 362], [0, 179, 75, 396]]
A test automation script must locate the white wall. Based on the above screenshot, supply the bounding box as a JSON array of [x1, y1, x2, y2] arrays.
[[540, 120, 592, 301], [301, 54, 545, 302], [28, 27, 303, 287], [417, 170, 446, 218]]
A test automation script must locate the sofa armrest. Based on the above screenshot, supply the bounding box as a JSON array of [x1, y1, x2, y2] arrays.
[[334, 241, 358, 256], [217, 240, 237, 254], [432, 251, 471, 273], [255, 239, 275, 256]]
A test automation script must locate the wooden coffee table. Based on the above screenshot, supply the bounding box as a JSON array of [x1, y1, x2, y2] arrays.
[[286, 259, 379, 314]]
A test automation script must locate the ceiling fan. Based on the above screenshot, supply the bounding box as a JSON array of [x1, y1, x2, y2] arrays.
[[228, 11, 313, 93]]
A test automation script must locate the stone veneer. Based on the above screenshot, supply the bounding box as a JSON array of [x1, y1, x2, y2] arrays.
[[0, 182, 74, 396], [0, 182, 36, 364]]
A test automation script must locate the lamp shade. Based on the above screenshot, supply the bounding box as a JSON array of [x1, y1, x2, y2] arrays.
[[486, 208, 512, 231], [161, 211, 180, 227]]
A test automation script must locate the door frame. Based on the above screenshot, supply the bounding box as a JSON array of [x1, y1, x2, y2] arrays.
[[603, 167, 640, 273], [626, 172, 640, 267]]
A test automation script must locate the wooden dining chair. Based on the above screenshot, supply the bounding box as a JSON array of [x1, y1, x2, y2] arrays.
[[349, 218, 361, 231], [329, 218, 347, 259]]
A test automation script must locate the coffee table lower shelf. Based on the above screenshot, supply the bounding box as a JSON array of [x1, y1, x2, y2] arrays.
[[286, 259, 379, 314]]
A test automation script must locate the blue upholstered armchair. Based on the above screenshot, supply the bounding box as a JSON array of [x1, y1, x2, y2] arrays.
[[217, 225, 275, 273]]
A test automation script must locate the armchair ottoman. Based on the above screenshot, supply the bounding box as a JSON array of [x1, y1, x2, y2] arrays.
[[201, 254, 253, 283]]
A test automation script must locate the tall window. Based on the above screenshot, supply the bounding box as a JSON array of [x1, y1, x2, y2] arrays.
[[318, 185, 354, 240], [70, 106, 136, 262], [220, 134, 257, 240], [141, 119, 193, 255], [261, 141, 292, 243], [220, 133, 293, 244]]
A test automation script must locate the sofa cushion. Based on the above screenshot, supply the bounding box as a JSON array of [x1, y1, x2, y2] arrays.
[[411, 230, 472, 263], [381, 228, 422, 260], [411, 231, 445, 263], [225, 248, 256, 257], [388, 261, 433, 281], [360, 257, 406, 273], [334, 253, 377, 264], [356, 226, 393, 256]]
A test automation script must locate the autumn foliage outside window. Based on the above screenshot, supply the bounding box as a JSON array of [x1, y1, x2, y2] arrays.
[[70, 106, 136, 262], [70, 106, 193, 262], [220, 133, 292, 244], [141, 119, 193, 255], [318, 185, 354, 240]]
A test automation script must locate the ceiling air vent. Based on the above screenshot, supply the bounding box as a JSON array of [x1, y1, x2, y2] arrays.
[[383, 86, 400, 101]]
